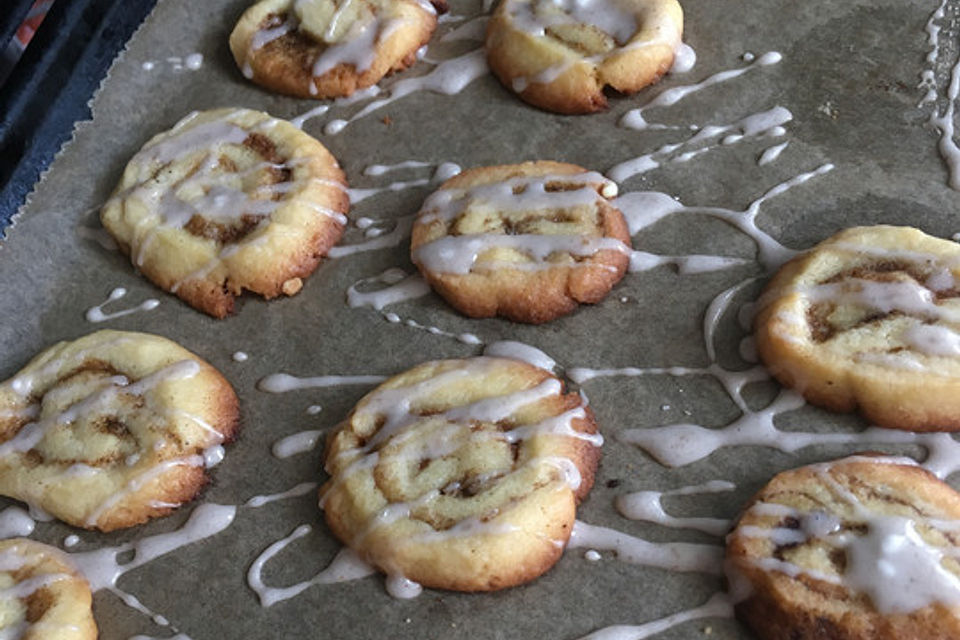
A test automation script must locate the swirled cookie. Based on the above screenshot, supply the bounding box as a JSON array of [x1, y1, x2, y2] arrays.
[[754, 225, 960, 431], [726, 454, 960, 640], [101, 108, 349, 318], [486, 0, 683, 113], [0, 539, 97, 640], [319, 356, 602, 592], [229, 0, 444, 99], [410, 161, 631, 324], [0, 330, 239, 531]]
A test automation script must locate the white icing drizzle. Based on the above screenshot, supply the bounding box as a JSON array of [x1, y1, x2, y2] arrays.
[[289, 86, 382, 129], [85, 287, 160, 323], [574, 592, 732, 640], [568, 521, 724, 574], [918, 0, 960, 189], [385, 574, 423, 599], [310, 48, 489, 135], [63, 535, 80, 548], [628, 251, 749, 274], [328, 215, 414, 258], [363, 160, 432, 175], [272, 430, 325, 458], [343, 267, 480, 343], [349, 162, 460, 204], [140, 53, 203, 73], [614, 166, 831, 270], [758, 141, 789, 166], [245, 482, 318, 508], [670, 43, 696, 74], [346, 268, 432, 310], [0, 507, 34, 539], [619, 52, 782, 131], [902, 323, 960, 356], [616, 480, 735, 536], [483, 341, 557, 371], [71, 502, 235, 590], [381, 311, 484, 345], [246, 525, 375, 607], [257, 373, 387, 393], [609, 105, 793, 183]]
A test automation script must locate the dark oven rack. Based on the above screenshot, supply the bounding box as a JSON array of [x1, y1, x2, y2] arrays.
[[0, 0, 157, 236]]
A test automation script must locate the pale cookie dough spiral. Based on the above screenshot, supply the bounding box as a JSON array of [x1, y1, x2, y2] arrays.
[[411, 161, 631, 324], [754, 225, 960, 431], [727, 455, 960, 640], [229, 0, 445, 99], [0, 330, 239, 531], [486, 0, 684, 113], [101, 108, 349, 318], [320, 356, 601, 592], [0, 539, 97, 640]]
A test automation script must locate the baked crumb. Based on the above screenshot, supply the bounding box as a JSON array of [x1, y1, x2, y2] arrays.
[[282, 277, 303, 296]]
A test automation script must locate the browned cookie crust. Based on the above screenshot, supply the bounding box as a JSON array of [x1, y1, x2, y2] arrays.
[[0, 538, 98, 639], [0, 330, 239, 531], [754, 225, 960, 431], [320, 356, 601, 591], [101, 108, 349, 318], [230, 0, 444, 99], [410, 161, 631, 324], [727, 455, 960, 640], [486, 0, 683, 114]]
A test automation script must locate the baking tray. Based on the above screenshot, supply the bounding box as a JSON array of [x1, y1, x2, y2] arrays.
[[1, 0, 958, 638]]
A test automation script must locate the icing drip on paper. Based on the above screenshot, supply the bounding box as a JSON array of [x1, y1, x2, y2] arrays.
[[258, 373, 387, 393], [918, 0, 960, 189], [70, 504, 235, 632], [272, 430, 325, 458], [616, 480, 735, 536], [619, 53, 782, 131], [245, 482, 319, 508], [574, 593, 732, 640], [0, 508, 34, 539], [246, 525, 375, 606], [609, 105, 793, 182], [568, 521, 724, 574], [85, 287, 160, 323], [315, 48, 489, 135]]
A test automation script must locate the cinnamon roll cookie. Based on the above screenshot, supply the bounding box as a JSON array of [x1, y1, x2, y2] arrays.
[[229, 0, 445, 99], [726, 454, 960, 640], [0, 330, 239, 531], [754, 225, 960, 431], [410, 161, 631, 324], [101, 108, 349, 318], [319, 356, 601, 592], [486, 0, 684, 113], [0, 539, 97, 640]]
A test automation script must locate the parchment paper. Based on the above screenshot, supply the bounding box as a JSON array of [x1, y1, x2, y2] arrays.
[[1, 0, 957, 637]]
